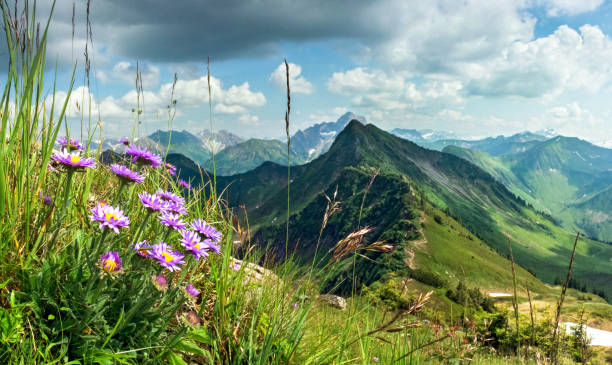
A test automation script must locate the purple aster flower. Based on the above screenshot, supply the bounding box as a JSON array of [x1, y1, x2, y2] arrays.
[[39, 192, 52, 206], [293, 303, 300, 309], [165, 200, 187, 215], [203, 239, 221, 255], [185, 311, 201, 326], [178, 178, 191, 189], [111, 164, 145, 184], [185, 283, 200, 298], [230, 262, 240, 271], [125, 145, 162, 167], [165, 162, 176, 176], [155, 190, 184, 205], [190, 219, 222, 243], [56, 136, 84, 151], [179, 230, 209, 260], [100, 251, 122, 273], [89, 203, 130, 234], [119, 138, 130, 146], [151, 242, 185, 271], [373, 356, 379, 363], [131, 240, 152, 257], [51, 149, 96, 170], [158, 212, 186, 230], [138, 192, 169, 213], [153, 274, 168, 291]]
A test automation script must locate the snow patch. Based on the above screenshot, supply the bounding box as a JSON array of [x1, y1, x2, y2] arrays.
[[489, 292, 513, 297], [564, 322, 612, 347]]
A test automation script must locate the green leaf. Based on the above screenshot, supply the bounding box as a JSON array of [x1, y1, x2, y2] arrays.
[[174, 339, 210, 357], [186, 328, 213, 345], [166, 352, 188, 365]]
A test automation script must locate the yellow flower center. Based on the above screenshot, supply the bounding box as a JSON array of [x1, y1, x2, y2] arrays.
[[105, 212, 117, 221], [70, 155, 81, 164], [103, 259, 117, 272], [161, 252, 174, 262], [139, 249, 149, 255], [194, 243, 201, 250]]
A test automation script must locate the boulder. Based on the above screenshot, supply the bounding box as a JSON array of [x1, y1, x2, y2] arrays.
[[317, 294, 347, 310]]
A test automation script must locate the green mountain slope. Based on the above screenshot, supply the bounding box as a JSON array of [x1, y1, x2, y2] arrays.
[[204, 138, 307, 176], [149, 130, 212, 165], [219, 120, 612, 299], [444, 137, 612, 241]]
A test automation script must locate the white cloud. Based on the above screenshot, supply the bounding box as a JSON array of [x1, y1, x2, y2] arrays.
[[467, 25, 612, 98], [214, 103, 248, 115], [269, 62, 314, 94], [327, 67, 464, 112], [544, 0, 603, 16], [97, 61, 160, 88], [46, 74, 266, 137], [239, 114, 260, 124]]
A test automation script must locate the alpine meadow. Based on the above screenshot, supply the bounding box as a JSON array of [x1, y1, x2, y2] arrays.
[[2, 1, 612, 364]]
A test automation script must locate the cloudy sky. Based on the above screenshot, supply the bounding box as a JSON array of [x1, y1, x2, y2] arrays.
[[8, 0, 612, 145]]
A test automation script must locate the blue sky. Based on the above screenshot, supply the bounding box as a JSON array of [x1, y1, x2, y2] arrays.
[[18, 0, 612, 146]]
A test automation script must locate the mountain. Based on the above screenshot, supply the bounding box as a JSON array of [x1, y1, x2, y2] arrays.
[[291, 111, 366, 160], [197, 129, 243, 153], [203, 138, 307, 176], [218, 120, 612, 299], [148, 130, 211, 166], [443, 136, 612, 241], [405, 132, 549, 156]]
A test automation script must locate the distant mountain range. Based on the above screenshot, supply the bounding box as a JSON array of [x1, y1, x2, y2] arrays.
[[211, 120, 612, 299]]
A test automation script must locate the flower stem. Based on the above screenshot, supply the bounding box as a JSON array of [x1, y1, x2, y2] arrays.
[[113, 181, 127, 205], [58, 170, 75, 224], [133, 210, 153, 243]]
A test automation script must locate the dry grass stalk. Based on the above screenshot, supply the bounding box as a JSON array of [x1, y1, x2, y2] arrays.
[[321, 186, 341, 235], [284, 59, 291, 261], [507, 237, 521, 357], [526, 280, 536, 347], [330, 227, 374, 262], [346, 291, 433, 348], [552, 232, 580, 363], [357, 168, 379, 228]]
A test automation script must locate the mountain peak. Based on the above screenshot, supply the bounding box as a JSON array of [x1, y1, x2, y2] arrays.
[[335, 111, 366, 127]]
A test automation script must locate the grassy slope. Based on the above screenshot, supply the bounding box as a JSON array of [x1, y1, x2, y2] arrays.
[[222, 121, 612, 301], [203, 138, 307, 176]]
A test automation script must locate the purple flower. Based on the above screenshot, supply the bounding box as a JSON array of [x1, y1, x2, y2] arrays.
[[151, 242, 185, 271], [138, 192, 168, 213], [203, 239, 221, 255], [111, 164, 145, 184], [51, 149, 96, 170], [125, 145, 162, 167], [131, 240, 152, 257], [178, 178, 191, 189], [230, 262, 240, 271], [155, 190, 184, 205], [293, 303, 300, 309], [190, 219, 221, 243], [373, 356, 379, 363], [153, 274, 168, 291], [100, 251, 121, 273], [89, 203, 130, 234], [179, 230, 209, 260], [56, 136, 84, 151], [185, 283, 200, 298], [119, 138, 130, 146], [165, 200, 187, 215], [158, 212, 186, 230], [165, 162, 176, 176], [39, 192, 52, 206], [185, 311, 201, 326]]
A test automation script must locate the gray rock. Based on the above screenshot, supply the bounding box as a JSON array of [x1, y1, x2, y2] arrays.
[[317, 294, 347, 310]]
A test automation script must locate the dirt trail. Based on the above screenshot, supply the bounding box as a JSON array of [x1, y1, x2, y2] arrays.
[[405, 214, 428, 269]]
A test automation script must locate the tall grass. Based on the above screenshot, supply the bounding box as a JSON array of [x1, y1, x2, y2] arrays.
[[0, 2, 603, 364]]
